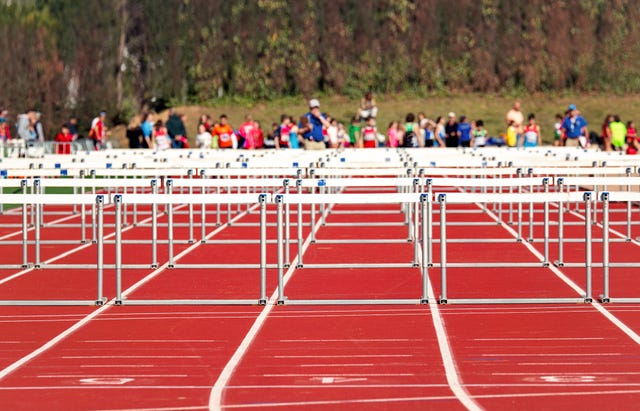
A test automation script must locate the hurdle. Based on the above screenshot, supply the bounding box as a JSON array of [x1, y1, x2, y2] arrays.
[[0, 194, 107, 306], [273, 192, 430, 305], [110, 192, 271, 306], [434, 191, 594, 304]]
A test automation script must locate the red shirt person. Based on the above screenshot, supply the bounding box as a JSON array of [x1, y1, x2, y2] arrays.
[[55, 125, 73, 154]]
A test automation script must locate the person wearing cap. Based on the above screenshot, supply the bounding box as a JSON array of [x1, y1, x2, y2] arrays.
[[300, 99, 330, 150], [561, 104, 588, 147]]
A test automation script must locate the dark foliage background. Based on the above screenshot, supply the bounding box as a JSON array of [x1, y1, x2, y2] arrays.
[[1, 0, 637, 133]]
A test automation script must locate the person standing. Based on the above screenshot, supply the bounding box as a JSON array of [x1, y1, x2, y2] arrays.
[[140, 112, 154, 149], [561, 104, 588, 148], [506, 101, 524, 146], [300, 99, 330, 150], [195, 123, 212, 149], [89, 111, 107, 150], [457, 115, 472, 147], [0, 109, 11, 141], [65, 116, 79, 141], [166, 109, 187, 148], [211, 114, 236, 149], [522, 114, 542, 147], [357, 91, 378, 121], [444, 112, 459, 147], [54, 124, 73, 154], [609, 115, 626, 151], [275, 114, 291, 149]]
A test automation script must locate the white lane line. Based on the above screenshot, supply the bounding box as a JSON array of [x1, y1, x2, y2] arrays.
[[62, 356, 201, 359], [494, 371, 640, 375], [274, 354, 412, 358], [83, 340, 224, 343], [37, 374, 189, 378], [425, 282, 483, 410], [208, 209, 325, 411], [474, 337, 606, 341], [278, 338, 422, 342], [79, 365, 155, 368], [262, 373, 412, 377], [482, 353, 622, 357], [0, 206, 253, 382], [517, 363, 593, 366], [298, 364, 374, 367]]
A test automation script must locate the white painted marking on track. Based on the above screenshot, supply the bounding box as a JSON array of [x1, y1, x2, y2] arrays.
[[208, 206, 328, 411], [517, 362, 593, 366], [299, 363, 375, 367], [274, 354, 412, 358], [278, 338, 421, 342], [474, 337, 605, 341], [80, 377, 134, 385], [62, 356, 201, 359], [419, 238, 484, 409]]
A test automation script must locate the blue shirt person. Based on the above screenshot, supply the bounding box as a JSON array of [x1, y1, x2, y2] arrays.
[[299, 99, 330, 150], [561, 104, 588, 147], [457, 116, 472, 147]]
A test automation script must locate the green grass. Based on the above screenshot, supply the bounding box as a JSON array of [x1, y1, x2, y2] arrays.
[[158, 93, 640, 147]]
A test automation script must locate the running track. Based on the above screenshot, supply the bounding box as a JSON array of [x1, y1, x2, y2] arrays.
[[1, 185, 640, 410]]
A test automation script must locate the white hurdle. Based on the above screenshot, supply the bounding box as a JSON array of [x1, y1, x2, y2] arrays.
[[0, 194, 107, 306], [435, 191, 594, 304]]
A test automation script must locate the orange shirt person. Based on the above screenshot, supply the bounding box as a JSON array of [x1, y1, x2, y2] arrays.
[[211, 114, 237, 149]]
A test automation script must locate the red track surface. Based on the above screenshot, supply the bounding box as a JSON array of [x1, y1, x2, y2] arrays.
[[1, 188, 640, 410]]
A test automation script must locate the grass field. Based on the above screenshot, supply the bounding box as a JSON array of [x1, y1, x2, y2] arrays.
[[113, 93, 640, 147]]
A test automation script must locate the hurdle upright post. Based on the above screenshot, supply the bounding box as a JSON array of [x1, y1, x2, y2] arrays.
[[96, 195, 106, 305], [259, 193, 268, 305], [166, 179, 174, 267], [542, 178, 550, 266], [412, 179, 420, 264], [275, 194, 286, 304], [601, 192, 610, 303], [626, 168, 632, 241], [527, 168, 534, 242], [150, 179, 158, 268], [555, 178, 565, 267], [91, 169, 97, 243], [420, 193, 430, 304], [438, 193, 448, 304], [21, 179, 28, 267], [187, 169, 195, 243], [584, 192, 593, 303], [200, 169, 207, 242], [33, 180, 41, 268], [114, 194, 123, 304], [283, 179, 291, 267], [296, 179, 304, 267]]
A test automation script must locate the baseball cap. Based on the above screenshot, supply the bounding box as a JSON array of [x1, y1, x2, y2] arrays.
[[448, 112, 456, 118], [309, 99, 320, 109], [568, 104, 576, 111]]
